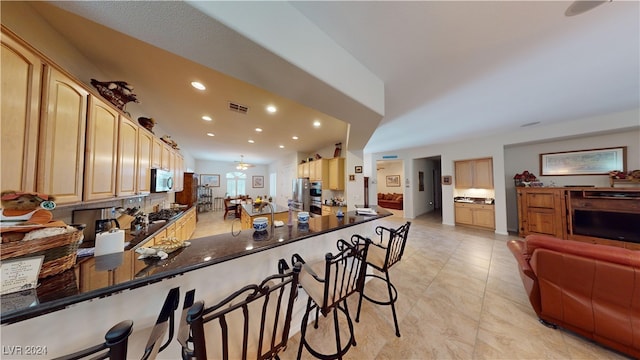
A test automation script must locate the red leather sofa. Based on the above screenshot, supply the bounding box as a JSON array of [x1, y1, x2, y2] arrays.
[[508, 235, 640, 358], [377, 193, 403, 210]]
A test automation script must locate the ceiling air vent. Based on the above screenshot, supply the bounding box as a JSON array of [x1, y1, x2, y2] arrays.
[[228, 102, 249, 114]]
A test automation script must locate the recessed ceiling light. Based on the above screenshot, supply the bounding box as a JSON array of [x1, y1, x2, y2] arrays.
[[248, 139, 255, 143], [313, 120, 321, 128], [202, 115, 212, 121], [255, 128, 262, 132], [206, 132, 215, 137], [266, 105, 277, 113], [279, 145, 285, 149], [292, 136, 299, 140], [191, 81, 206, 90]]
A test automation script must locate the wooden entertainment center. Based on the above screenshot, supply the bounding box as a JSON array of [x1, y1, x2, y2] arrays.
[[517, 187, 640, 250]]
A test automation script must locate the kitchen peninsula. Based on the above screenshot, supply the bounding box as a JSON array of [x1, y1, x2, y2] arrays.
[[1, 207, 392, 327], [239, 202, 289, 230]]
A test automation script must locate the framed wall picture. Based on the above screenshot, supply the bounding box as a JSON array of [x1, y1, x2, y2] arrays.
[[386, 175, 401, 187], [540, 147, 626, 176], [419, 171, 425, 191], [252, 176, 264, 188], [442, 175, 452, 185], [200, 174, 220, 187], [355, 166, 363, 173]]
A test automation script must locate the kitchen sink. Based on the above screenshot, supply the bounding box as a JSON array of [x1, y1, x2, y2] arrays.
[[455, 198, 475, 203]]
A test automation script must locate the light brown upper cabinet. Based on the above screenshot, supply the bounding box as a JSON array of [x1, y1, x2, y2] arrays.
[[454, 157, 493, 189], [309, 159, 329, 184], [116, 116, 138, 196], [173, 153, 184, 192], [298, 162, 310, 178], [38, 67, 88, 204], [137, 129, 153, 195], [84, 95, 119, 201], [151, 136, 163, 169], [161, 143, 171, 171], [1, 34, 41, 192], [328, 157, 345, 190]]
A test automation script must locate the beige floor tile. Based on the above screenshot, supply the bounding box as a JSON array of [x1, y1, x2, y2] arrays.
[[191, 209, 630, 359]]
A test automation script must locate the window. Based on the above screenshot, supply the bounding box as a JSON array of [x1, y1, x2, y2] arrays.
[[226, 172, 246, 197]]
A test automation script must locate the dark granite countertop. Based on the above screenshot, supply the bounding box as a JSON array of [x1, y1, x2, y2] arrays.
[[453, 197, 494, 205], [1, 207, 392, 324], [240, 203, 289, 216]]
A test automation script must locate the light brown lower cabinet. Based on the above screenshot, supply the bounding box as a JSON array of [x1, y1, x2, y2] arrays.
[[78, 250, 133, 292], [454, 203, 495, 230]]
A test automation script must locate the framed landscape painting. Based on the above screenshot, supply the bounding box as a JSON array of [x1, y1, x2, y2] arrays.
[[540, 147, 626, 176], [200, 174, 220, 187], [386, 175, 401, 187]]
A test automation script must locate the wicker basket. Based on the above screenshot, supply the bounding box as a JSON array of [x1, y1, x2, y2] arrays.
[[0, 229, 83, 279]]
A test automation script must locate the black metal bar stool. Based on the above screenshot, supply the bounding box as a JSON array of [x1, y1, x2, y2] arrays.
[[356, 221, 411, 337], [141, 287, 181, 360], [182, 264, 301, 359], [52, 320, 133, 360], [290, 235, 369, 360]]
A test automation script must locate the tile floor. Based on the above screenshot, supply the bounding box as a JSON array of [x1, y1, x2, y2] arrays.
[[191, 208, 631, 359]]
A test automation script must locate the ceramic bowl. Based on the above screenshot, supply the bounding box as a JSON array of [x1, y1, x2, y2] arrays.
[[297, 212, 309, 224], [253, 217, 268, 232]]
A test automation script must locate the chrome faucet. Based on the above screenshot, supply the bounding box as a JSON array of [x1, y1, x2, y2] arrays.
[[264, 202, 275, 232]]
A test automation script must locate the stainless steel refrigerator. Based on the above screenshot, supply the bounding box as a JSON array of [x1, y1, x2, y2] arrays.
[[292, 178, 310, 212]]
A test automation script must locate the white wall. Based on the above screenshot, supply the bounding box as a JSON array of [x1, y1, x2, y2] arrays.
[[194, 160, 270, 200], [504, 129, 640, 232], [370, 108, 640, 235]]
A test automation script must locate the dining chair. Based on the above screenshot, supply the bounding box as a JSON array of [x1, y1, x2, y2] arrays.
[[52, 320, 133, 360], [182, 264, 301, 359], [355, 221, 411, 337], [223, 197, 238, 219], [290, 235, 369, 360]]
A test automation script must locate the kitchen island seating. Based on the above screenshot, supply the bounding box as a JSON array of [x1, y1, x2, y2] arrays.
[[289, 235, 370, 360], [182, 264, 301, 360], [355, 221, 411, 337], [53, 320, 133, 360]]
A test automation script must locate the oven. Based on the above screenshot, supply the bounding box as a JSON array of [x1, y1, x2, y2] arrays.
[[310, 182, 322, 216]]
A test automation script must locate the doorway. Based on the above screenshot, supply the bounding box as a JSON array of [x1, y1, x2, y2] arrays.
[[416, 156, 442, 217], [376, 160, 404, 216]]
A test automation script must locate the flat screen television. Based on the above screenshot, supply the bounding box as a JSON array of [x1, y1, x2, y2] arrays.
[[573, 209, 640, 243]]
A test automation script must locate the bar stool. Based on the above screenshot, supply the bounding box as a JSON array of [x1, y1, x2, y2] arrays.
[[54, 287, 180, 360], [52, 320, 133, 360], [141, 287, 180, 360], [290, 235, 369, 360], [182, 264, 301, 359], [356, 221, 411, 337], [178, 289, 196, 360]]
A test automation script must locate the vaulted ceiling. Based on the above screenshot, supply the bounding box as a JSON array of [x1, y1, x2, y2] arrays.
[[26, 1, 640, 165]]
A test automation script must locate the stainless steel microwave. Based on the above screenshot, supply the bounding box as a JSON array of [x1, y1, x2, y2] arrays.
[[151, 169, 173, 192]]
